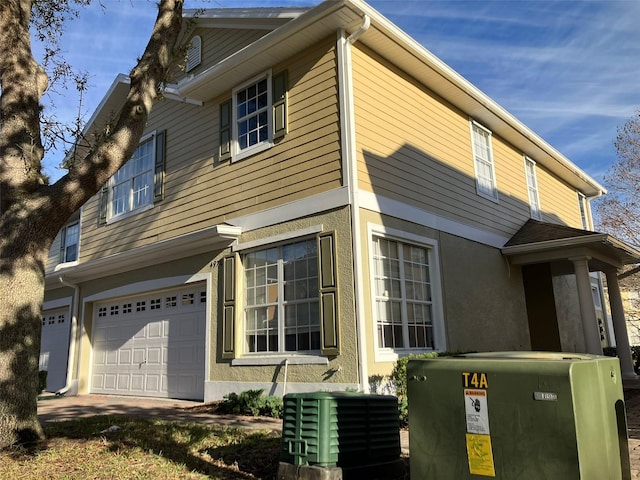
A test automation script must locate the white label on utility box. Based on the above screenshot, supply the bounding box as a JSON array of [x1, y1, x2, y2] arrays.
[[464, 389, 490, 435]]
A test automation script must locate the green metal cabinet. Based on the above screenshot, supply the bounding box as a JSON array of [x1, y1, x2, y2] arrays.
[[407, 352, 631, 479]]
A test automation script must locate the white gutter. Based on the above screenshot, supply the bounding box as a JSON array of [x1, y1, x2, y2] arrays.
[[339, 15, 371, 393], [56, 276, 80, 395]]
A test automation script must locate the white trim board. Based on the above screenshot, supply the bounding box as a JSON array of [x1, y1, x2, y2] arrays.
[[359, 190, 510, 249], [227, 187, 350, 232]]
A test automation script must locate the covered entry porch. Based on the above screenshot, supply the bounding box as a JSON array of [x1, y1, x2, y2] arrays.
[[502, 220, 640, 380]]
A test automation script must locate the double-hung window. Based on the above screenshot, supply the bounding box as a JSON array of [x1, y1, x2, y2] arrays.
[[471, 122, 498, 201], [62, 221, 79, 262], [244, 238, 320, 353], [233, 72, 273, 162], [109, 135, 155, 219], [577, 192, 591, 230], [524, 157, 541, 220], [99, 130, 165, 225], [372, 235, 436, 352]]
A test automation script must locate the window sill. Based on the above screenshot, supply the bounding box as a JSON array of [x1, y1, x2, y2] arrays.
[[107, 203, 154, 225], [232, 354, 328, 366], [476, 189, 499, 204]]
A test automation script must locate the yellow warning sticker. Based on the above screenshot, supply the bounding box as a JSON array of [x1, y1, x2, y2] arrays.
[[466, 433, 496, 477]]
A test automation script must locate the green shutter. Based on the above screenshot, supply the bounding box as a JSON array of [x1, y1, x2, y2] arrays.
[[318, 232, 339, 356], [59, 227, 67, 263], [222, 255, 236, 359], [98, 184, 108, 225], [154, 129, 166, 202], [219, 99, 232, 162], [272, 70, 287, 140]]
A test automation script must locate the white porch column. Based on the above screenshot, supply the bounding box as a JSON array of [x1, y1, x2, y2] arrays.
[[605, 268, 637, 379], [571, 256, 602, 355]]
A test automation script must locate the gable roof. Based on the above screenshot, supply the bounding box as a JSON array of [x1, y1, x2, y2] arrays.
[[502, 219, 640, 271], [504, 219, 607, 247]]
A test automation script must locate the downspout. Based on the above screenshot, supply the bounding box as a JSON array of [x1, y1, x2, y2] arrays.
[[338, 15, 370, 392], [57, 276, 79, 395], [348, 14, 370, 45]]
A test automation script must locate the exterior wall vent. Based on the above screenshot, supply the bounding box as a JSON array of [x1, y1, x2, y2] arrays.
[[186, 35, 201, 72]]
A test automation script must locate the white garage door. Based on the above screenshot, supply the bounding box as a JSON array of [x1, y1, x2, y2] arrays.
[[91, 284, 206, 400], [40, 307, 71, 392]]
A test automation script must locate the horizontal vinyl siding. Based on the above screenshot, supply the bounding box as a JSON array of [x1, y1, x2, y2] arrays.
[[45, 231, 62, 274], [537, 165, 583, 227], [79, 37, 341, 261], [353, 45, 580, 238]]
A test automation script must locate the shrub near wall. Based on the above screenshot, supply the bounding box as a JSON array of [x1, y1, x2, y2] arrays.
[[390, 351, 471, 427]]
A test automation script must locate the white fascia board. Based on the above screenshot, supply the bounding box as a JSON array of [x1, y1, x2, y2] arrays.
[[501, 234, 610, 255], [184, 7, 309, 30], [46, 224, 241, 284]]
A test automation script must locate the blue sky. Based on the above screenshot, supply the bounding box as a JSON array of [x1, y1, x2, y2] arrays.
[[35, 0, 640, 187]]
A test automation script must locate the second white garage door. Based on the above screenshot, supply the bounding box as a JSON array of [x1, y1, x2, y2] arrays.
[[91, 284, 206, 400]]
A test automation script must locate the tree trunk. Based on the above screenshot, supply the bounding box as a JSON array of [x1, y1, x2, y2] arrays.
[[0, 211, 51, 447], [0, 0, 185, 449]]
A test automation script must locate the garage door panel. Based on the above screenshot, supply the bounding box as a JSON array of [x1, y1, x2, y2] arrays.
[[119, 349, 132, 364], [148, 321, 163, 338], [106, 351, 118, 365], [40, 307, 71, 392], [117, 374, 130, 390], [92, 284, 206, 400], [104, 374, 117, 390], [131, 374, 145, 391], [148, 347, 162, 365]]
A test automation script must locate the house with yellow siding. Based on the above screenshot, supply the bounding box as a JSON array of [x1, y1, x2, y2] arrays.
[[41, 0, 640, 400]]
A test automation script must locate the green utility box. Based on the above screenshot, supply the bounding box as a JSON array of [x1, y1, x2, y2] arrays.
[[279, 392, 403, 479], [407, 352, 631, 479]]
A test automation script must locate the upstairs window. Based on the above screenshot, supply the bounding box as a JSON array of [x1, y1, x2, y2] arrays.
[[524, 157, 541, 220], [99, 130, 166, 224], [219, 70, 287, 163], [111, 136, 154, 217], [471, 122, 498, 201], [60, 221, 79, 263], [233, 72, 272, 162], [577, 192, 591, 230]]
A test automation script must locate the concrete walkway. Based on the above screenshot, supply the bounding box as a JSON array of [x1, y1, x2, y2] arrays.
[[39, 390, 640, 477]]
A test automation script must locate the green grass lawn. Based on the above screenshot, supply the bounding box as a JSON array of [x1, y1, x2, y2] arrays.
[[0, 416, 281, 479]]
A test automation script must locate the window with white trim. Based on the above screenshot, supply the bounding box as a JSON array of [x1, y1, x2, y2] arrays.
[[244, 238, 319, 353], [524, 157, 541, 220], [233, 71, 273, 162], [471, 122, 498, 201], [372, 235, 436, 351], [577, 192, 590, 230], [61, 221, 79, 262], [109, 135, 154, 218]]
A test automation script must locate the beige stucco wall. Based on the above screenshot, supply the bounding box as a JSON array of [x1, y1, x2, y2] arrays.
[[359, 208, 531, 381], [208, 207, 358, 392]]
